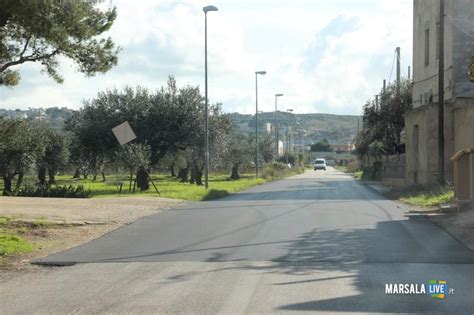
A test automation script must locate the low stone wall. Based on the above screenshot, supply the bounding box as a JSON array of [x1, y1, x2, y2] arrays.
[[382, 154, 406, 187]]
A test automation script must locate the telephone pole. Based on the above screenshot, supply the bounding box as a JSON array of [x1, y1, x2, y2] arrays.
[[396, 47, 401, 95], [438, 0, 445, 183]]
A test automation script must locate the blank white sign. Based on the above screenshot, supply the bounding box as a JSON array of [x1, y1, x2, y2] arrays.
[[112, 121, 137, 146]]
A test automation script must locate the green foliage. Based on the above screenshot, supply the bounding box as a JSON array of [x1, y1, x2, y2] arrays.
[[261, 162, 304, 180], [15, 185, 91, 198], [346, 161, 359, 173], [37, 126, 71, 184], [310, 139, 331, 152], [277, 154, 297, 165], [361, 162, 382, 181], [0, 234, 33, 257], [0, 118, 46, 194], [0, 0, 120, 86], [202, 189, 229, 201], [356, 79, 412, 159]]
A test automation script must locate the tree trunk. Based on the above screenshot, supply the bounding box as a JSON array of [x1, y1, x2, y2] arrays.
[[73, 168, 81, 178], [230, 164, 240, 180], [129, 172, 134, 192], [195, 168, 203, 186], [16, 171, 24, 189], [189, 164, 196, 184], [38, 166, 46, 185], [190, 160, 203, 186], [101, 171, 106, 182], [3, 176, 12, 195], [170, 162, 176, 177], [136, 167, 149, 191], [178, 166, 189, 183], [48, 169, 56, 185]]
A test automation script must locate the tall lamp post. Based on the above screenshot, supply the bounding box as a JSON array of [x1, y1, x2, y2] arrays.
[[274, 93, 284, 160], [286, 109, 293, 164], [255, 70, 266, 177], [203, 5, 218, 189]]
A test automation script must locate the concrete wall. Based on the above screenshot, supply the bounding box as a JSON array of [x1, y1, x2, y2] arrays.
[[413, 0, 454, 108], [382, 155, 406, 187], [405, 102, 454, 185], [453, 99, 474, 151], [452, 0, 474, 98], [406, 0, 474, 186]]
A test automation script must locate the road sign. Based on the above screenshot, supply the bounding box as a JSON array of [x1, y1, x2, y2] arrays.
[[112, 121, 136, 146]]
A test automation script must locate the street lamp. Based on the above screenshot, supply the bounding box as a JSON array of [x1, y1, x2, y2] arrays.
[[274, 93, 284, 160], [255, 70, 266, 177], [203, 5, 218, 189], [286, 109, 293, 164]]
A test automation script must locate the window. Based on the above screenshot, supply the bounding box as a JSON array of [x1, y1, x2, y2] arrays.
[[425, 28, 430, 66]]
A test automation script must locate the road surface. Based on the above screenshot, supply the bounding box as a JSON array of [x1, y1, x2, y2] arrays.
[[2, 168, 474, 314]]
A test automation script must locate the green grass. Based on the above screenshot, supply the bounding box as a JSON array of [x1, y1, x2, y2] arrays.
[[386, 185, 455, 208], [333, 165, 348, 172], [353, 171, 363, 179], [0, 234, 34, 257], [0, 217, 9, 226], [51, 173, 266, 201], [0, 168, 304, 201]]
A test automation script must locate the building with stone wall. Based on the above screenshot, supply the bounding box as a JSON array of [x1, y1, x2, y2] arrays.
[[405, 0, 474, 185]]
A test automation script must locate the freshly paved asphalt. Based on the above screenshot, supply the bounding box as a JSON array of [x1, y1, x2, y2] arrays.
[[2, 168, 474, 314]]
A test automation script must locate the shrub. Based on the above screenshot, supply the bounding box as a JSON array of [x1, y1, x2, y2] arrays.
[[15, 185, 91, 198], [202, 189, 229, 201], [361, 162, 382, 181], [261, 162, 303, 180], [346, 161, 359, 173]]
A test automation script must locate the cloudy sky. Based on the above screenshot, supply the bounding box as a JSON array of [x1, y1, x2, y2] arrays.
[[0, 0, 413, 115]]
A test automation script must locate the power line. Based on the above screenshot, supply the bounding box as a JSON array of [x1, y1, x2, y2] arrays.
[[388, 50, 396, 83]]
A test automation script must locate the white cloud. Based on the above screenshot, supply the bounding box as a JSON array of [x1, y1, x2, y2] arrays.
[[0, 0, 413, 115]]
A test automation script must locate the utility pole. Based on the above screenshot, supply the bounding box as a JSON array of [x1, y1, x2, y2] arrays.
[[408, 66, 411, 80], [375, 95, 379, 111], [383, 79, 386, 94], [438, 0, 445, 183], [396, 47, 401, 95]]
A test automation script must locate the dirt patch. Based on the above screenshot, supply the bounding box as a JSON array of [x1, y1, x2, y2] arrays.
[[0, 196, 184, 278], [0, 196, 183, 224], [429, 206, 474, 252]]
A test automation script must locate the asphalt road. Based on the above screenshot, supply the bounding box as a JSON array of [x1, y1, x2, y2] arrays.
[[2, 168, 474, 314]]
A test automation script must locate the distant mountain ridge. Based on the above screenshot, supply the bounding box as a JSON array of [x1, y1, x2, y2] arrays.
[[228, 112, 361, 145]]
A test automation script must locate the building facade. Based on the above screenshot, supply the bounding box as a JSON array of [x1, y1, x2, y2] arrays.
[[405, 0, 474, 185]]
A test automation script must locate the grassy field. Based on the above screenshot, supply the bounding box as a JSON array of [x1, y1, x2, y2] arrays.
[[0, 171, 292, 201]]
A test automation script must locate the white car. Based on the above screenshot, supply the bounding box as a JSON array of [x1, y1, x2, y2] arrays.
[[314, 158, 327, 171]]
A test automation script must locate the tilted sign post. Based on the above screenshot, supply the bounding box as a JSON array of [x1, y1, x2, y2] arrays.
[[112, 121, 160, 195]]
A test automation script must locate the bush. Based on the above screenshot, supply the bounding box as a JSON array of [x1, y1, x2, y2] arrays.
[[261, 162, 304, 180], [361, 162, 382, 181], [202, 189, 229, 201], [346, 161, 359, 173], [15, 185, 91, 198]]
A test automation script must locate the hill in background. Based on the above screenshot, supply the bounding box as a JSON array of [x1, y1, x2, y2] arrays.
[[228, 112, 361, 146], [0, 107, 361, 145]]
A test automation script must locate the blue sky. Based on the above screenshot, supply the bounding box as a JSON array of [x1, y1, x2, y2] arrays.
[[0, 0, 412, 115]]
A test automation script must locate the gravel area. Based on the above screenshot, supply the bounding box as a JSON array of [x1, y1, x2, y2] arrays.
[[0, 196, 184, 275], [0, 196, 183, 224]]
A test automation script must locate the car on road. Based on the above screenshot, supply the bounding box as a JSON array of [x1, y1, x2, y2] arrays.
[[314, 158, 327, 171]]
